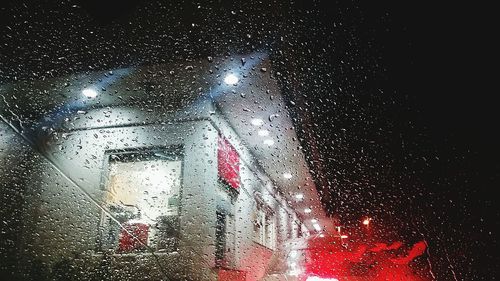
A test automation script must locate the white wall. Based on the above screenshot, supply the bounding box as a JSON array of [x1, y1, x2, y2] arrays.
[[2, 99, 306, 281], [210, 110, 303, 280]]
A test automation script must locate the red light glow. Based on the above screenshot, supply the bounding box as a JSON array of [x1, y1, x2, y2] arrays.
[[218, 135, 240, 189], [299, 235, 428, 281], [306, 277, 339, 281]]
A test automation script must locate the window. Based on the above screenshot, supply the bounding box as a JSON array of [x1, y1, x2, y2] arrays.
[[215, 210, 227, 266], [99, 150, 182, 253], [252, 194, 276, 249], [264, 212, 276, 249]]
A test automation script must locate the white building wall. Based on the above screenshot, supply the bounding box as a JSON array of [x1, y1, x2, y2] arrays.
[[3, 100, 306, 280], [210, 110, 303, 280], [14, 116, 220, 278]]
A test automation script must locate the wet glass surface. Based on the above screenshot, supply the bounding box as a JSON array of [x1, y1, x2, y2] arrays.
[[0, 1, 497, 280]]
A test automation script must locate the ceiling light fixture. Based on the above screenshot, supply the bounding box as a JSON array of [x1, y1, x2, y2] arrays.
[[263, 139, 274, 146], [82, 88, 97, 98], [251, 118, 264, 126], [224, 73, 239, 85], [258, 129, 269, 136], [312, 223, 321, 231]]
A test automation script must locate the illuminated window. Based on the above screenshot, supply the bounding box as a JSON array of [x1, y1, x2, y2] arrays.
[[99, 149, 182, 253]]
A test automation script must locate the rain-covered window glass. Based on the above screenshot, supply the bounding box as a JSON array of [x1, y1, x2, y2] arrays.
[[0, 1, 497, 280]]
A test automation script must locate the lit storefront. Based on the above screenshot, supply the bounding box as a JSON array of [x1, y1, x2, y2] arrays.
[[0, 52, 333, 280]]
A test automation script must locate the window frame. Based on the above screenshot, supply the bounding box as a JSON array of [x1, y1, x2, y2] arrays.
[[96, 146, 184, 253], [252, 193, 277, 250]]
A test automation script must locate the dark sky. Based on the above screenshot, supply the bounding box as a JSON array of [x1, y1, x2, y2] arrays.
[[1, 0, 497, 279], [338, 2, 499, 278]]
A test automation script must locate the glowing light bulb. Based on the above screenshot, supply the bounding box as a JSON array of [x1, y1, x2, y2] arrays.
[[251, 118, 264, 126], [82, 88, 97, 98], [295, 193, 304, 200], [263, 139, 274, 146], [224, 73, 239, 84], [258, 129, 269, 136]]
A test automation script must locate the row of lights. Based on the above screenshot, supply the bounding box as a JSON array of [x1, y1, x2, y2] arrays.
[[250, 101, 324, 232], [294, 193, 321, 233], [250, 118, 275, 147], [225, 74, 325, 235], [81, 73, 240, 99], [226, 74, 320, 229]]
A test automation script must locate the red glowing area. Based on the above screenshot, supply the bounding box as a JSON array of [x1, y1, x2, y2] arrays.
[[291, 233, 429, 281], [373, 264, 428, 281], [117, 222, 149, 253], [370, 241, 403, 252], [218, 268, 246, 281], [306, 276, 339, 281], [390, 241, 427, 265], [217, 135, 240, 189], [301, 235, 369, 279]]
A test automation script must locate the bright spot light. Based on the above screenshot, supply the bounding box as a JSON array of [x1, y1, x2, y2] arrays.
[[319, 233, 325, 238], [304, 208, 312, 213], [306, 276, 339, 281], [341, 235, 348, 239], [295, 193, 304, 200], [224, 73, 239, 85], [313, 223, 321, 231], [283, 172, 293, 179], [363, 218, 371, 225], [311, 219, 318, 223], [251, 118, 264, 126], [82, 88, 97, 98], [258, 129, 269, 136], [263, 139, 274, 146]]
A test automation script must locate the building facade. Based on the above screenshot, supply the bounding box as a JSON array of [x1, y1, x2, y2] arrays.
[[0, 53, 332, 280]]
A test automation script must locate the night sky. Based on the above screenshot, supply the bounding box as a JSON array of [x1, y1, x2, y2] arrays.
[[1, 0, 497, 279]]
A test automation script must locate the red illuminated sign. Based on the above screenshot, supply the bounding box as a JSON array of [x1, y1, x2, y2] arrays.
[[218, 135, 240, 189]]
